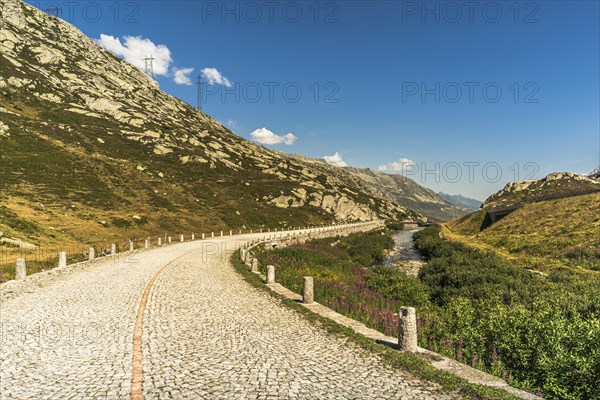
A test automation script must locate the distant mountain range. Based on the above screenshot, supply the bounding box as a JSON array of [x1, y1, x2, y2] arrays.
[[437, 192, 482, 211], [589, 166, 600, 179]]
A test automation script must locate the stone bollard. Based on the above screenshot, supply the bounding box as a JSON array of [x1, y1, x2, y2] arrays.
[[398, 307, 418, 352], [158, 238, 162, 246], [191, 233, 195, 241], [240, 249, 246, 261], [212, 232, 214, 238], [89, 247, 95, 261], [145, 239, 149, 249], [58, 251, 67, 268], [250, 229, 253, 234], [220, 231, 223, 237], [239, 229, 241, 235], [129, 241, 134, 252], [303, 277, 314, 304], [180, 234, 184, 242], [230, 230, 232, 236], [202, 233, 205, 239], [266, 265, 275, 284], [168, 236, 172, 244], [268, 228, 271, 232], [251, 258, 258, 273], [111, 244, 116, 256], [15, 258, 26, 280]]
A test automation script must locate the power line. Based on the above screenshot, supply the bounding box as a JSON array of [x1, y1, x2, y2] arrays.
[[44, 7, 62, 17], [143, 56, 155, 78], [196, 74, 203, 112]]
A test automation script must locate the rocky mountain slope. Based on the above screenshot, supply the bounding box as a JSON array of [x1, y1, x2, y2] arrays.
[[437, 192, 482, 211], [0, 0, 434, 245], [447, 192, 600, 270], [339, 167, 467, 221], [482, 172, 600, 210], [447, 172, 600, 270]]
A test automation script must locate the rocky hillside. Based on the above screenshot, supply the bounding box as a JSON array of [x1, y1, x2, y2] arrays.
[[339, 167, 467, 221], [0, 0, 429, 246], [483, 172, 600, 210], [447, 172, 600, 270], [447, 192, 600, 270], [437, 192, 482, 211]]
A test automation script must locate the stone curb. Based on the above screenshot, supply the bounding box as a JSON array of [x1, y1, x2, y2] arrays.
[[244, 229, 541, 400]]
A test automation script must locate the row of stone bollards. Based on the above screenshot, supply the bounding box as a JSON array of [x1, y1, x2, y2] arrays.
[[12, 231, 209, 281], [13, 220, 379, 284], [240, 231, 418, 353]]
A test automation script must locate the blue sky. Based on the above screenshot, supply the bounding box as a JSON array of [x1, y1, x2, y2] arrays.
[[28, 1, 599, 200]]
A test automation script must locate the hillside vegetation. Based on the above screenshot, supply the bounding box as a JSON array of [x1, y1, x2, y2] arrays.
[[448, 192, 600, 270], [254, 227, 600, 399], [0, 0, 456, 253]]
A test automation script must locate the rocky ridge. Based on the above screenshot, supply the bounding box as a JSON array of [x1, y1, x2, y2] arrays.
[[0, 0, 458, 244], [482, 172, 600, 210]]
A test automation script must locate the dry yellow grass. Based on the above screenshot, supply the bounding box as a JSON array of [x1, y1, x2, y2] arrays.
[[444, 193, 600, 271]]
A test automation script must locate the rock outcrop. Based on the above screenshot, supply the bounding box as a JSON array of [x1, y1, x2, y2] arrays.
[[0, 0, 438, 242]]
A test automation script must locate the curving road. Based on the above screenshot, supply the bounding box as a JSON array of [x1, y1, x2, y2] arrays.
[[1, 229, 459, 399]]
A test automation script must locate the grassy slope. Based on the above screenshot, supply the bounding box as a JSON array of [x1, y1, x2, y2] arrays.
[[446, 193, 600, 270]]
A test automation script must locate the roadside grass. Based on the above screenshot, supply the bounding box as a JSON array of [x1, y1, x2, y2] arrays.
[[231, 252, 521, 400]]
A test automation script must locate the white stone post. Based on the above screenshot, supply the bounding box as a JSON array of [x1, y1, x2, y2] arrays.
[[239, 229, 241, 235], [144, 239, 149, 249], [230, 230, 232, 236], [15, 258, 26, 280], [129, 241, 134, 252], [191, 233, 195, 241], [202, 233, 205, 239], [398, 307, 418, 352], [266, 265, 275, 284], [211, 232, 214, 238], [251, 258, 258, 273], [58, 251, 67, 268], [111, 244, 116, 256], [88, 247, 95, 261], [180, 234, 184, 242], [240, 249, 246, 261], [303, 277, 314, 304], [158, 238, 162, 246], [250, 229, 253, 234], [168, 236, 172, 244]]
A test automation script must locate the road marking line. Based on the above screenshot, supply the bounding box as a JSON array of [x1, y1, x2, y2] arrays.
[[130, 248, 200, 400]]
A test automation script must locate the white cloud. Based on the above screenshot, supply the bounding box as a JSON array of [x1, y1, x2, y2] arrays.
[[201, 67, 232, 87], [97, 34, 173, 76], [378, 158, 417, 172], [225, 119, 237, 129], [323, 152, 348, 167], [96, 34, 196, 86], [250, 127, 296, 146], [173, 67, 194, 85]]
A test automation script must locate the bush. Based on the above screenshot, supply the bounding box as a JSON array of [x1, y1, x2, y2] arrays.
[[413, 225, 600, 399]]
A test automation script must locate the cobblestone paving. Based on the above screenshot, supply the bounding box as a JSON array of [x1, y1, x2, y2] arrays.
[[1, 231, 460, 399], [142, 237, 459, 400]]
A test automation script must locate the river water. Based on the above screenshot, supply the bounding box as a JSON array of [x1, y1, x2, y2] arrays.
[[383, 227, 424, 275]]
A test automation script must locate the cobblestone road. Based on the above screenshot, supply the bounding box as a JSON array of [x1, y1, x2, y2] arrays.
[[1, 231, 460, 399]]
